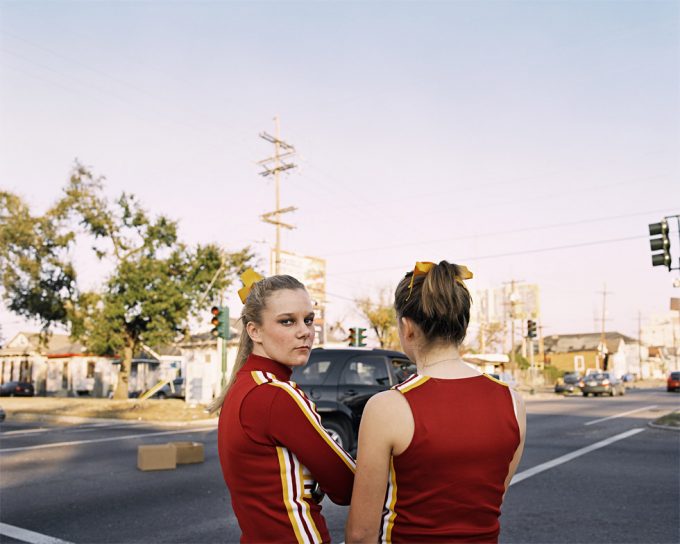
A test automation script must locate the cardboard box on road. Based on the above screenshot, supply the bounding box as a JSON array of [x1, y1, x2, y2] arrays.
[[171, 441, 205, 464], [137, 444, 177, 471]]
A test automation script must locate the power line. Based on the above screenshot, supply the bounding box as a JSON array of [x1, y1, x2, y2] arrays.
[[321, 208, 675, 257], [326, 234, 647, 278]]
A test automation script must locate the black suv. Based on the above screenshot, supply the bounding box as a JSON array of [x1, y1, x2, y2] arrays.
[[290, 347, 414, 452]]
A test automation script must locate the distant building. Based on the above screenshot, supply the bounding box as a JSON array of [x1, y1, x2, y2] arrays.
[[641, 312, 680, 350], [543, 332, 653, 378]]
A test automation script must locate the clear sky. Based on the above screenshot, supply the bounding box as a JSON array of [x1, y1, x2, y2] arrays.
[[1, 0, 679, 344]]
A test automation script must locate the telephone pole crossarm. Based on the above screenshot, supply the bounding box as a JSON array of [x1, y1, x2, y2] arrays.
[[259, 131, 295, 151], [258, 162, 297, 177]]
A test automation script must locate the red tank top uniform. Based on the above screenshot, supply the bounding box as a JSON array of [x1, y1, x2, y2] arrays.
[[380, 373, 520, 543], [218, 354, 356, 544]]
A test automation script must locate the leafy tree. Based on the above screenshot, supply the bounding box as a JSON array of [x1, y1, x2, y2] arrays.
[[356, 288, 400, 350], [0, 163, 253, 399], [0, 191, 77, 335]]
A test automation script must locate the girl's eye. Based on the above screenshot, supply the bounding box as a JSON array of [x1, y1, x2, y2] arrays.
[[280, 319, 293, 326], [304, 317, 314, 325]]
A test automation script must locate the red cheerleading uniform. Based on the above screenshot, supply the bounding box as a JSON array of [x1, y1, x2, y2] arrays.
[[218, 353, 356, 544], [379, 373, 520, 543]]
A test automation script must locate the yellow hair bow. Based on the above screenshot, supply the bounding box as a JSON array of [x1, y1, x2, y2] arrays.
[[406, 261, 473, 300], [238, 268, 264, 303]]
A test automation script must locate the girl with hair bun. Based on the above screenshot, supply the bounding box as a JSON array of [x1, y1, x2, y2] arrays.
[[213, 270, 355, 544], [346, 261, 526, 544]]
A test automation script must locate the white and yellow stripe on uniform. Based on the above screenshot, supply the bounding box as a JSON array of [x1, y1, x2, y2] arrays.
[[392, 373, 431, 394], [276, 446, 323, 544], [250, 371, 356, 472], [377, 374, 431, 543], [379, 456, 398, 544]]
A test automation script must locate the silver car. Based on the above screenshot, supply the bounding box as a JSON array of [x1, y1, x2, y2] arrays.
[[581, 372, 625, 397]]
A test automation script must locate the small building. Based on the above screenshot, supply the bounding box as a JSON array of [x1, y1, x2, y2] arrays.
[[0, 332, 116, 396], [543, 332, 648, 378]]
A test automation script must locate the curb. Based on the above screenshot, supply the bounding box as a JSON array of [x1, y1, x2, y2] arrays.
[[3, 412, 219, 428], [647, 422, 680, 432]]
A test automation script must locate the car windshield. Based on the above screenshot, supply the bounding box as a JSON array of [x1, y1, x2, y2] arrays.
[[671, 372, 680, 380], [587, 373, 607, 381]]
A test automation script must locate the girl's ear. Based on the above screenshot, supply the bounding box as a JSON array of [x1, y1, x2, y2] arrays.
[[246, 321, 261, 344], [401, 316, 416, 340]]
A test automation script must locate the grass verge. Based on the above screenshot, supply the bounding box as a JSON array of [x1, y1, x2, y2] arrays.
[[652, 410, 680, 428], [0, 397, 216, 422]]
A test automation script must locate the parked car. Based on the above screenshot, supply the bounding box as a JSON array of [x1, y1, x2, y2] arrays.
[[152, 377, 185, 399], [554, 372, 583, 394], [290, 347, 414, 452], [0, 381, 35, 397], [581, 372, 625, 397], [621, 373, 637, 383], [667, 371, 680, 392]]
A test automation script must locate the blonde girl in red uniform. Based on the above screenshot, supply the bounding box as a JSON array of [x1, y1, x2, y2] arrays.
[[346, 261, 526, 543], [212, 270, 355, 544]]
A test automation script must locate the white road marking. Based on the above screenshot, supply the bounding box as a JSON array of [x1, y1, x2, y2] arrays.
[[583, 405, 658, 426], [1, 428, 51, 437], [0, 522, 73, 544], [510, 428, 645, 486], [0, 426, 215, 453], [0, 422, 148, 439]]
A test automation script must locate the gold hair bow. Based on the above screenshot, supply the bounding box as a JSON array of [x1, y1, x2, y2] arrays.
[[406, 261, 473, 300], [238, 268, 265, 303]]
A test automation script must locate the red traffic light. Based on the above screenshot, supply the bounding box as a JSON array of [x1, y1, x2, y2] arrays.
[[211, 306, 220, 316]]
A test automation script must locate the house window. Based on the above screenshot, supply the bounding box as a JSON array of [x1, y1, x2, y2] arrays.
[[87, 361, 96, 379]]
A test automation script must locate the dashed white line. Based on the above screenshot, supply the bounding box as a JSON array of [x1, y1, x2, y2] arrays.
[[510, 428, 646, 486], [0, 426, 216, 453], [0, 522, 73, 544], [583, 405, 658, 426]]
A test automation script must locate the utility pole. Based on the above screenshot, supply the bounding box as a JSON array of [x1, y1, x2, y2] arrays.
[[597, 283, 613, 370], [637, 311, 643, 379], [258, 116, 297, 274], [503, 279, 523, 369]]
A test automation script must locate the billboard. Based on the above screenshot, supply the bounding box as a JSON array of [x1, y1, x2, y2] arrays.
[[272, 249, 327, 304], [474, 283, 541, 323]]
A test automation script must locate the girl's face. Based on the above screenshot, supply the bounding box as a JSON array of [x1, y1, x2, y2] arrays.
[[247, 288, 316, 367]]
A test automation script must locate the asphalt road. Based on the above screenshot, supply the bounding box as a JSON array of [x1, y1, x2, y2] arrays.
[[1, 388, 678, 544]]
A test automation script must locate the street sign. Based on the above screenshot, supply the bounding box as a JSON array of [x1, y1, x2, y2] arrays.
[[671, 298, 680, 311]]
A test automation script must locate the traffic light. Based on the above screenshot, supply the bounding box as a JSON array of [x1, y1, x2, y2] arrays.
[[210, 306, 230, 339], [527, 320, 537, 339], [649, 220, 671, 269], [347, 327, 368, 347], [357, 327, 367, 347]]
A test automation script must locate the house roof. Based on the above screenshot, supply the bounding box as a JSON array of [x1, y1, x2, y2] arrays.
[[0, 332, 87, 357], [544, 331, 638, 354]]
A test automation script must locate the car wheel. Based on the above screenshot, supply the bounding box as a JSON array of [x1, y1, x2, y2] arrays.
[[610, 389, 615, 397], [322, 420, 351, 451], [582, 392, 588, 397]]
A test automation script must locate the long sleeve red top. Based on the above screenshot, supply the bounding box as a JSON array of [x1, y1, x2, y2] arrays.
[[218, 353, 356, 544]]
